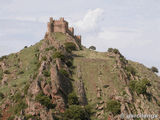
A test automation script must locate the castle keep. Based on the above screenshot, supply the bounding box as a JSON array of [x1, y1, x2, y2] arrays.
[[47, 17, 81, 44]]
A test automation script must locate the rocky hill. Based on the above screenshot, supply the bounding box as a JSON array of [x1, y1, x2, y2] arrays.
[[0, 18, 160, 120]]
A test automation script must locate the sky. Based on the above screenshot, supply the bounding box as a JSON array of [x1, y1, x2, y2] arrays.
[[0, 0, 160, 72]]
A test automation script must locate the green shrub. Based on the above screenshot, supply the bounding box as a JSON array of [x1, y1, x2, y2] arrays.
[[7, 116, 14, 120], [113, 49, 120, 54], [4, 70, 10, 74], [25, 114, 39, 120], [63, 105, 91, 120], [45, 46, 56, 51], [0, 56, 7, 61], [126, 65, 136, 75], [129, 79, 151, 95], [45, 48, 50, 51], [0, 92, 4, 100], [151, 66, 159, 73], [24, 83, 30, 95], [66, 60, 73, 68], [14, 101, 27, 114], [59, 69, 69, 77], [24, 46, 28, 48], [0, 70, 3, 80], [89, 46, 96, 50], [18, 71, 24, 75], [12, 92, 22, 102], [53, 52, 65, 60], [43, 70, 50, 77], [106, 100, 121, 115], [64, 42, 76, 52], [68, 92, 79, 105], [35, 92, 55, 109], [108, 48, 120, 54], [42, 56, 47, 61], [128, 80, 137, 91]]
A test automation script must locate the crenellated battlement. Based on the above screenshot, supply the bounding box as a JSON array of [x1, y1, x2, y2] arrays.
[[47, 17, 81, 44]]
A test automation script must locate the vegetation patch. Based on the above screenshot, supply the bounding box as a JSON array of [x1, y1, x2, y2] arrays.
[[14, 100, 27, 114], [68, 92, 79, 105], [151, 66, 159, 73], [0, 92, 4, 100], [53, 51, 65, 61], [7, 116, 14, 120], [43, 70, 50, 77], [64, 42, 77, 52], [106, 100, 121, 115], [35, 92, 55, 109], [89, 46, 96, 50], [63, 105, 92, 120], [59, 69, 69, 77], [4, 70, 10, 74], [126, 65, 136, 75], [45, 46, 56, 51], [129, 79, 151, 95]]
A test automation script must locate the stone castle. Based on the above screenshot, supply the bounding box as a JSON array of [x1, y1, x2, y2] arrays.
[[47, 17, 81, 44]]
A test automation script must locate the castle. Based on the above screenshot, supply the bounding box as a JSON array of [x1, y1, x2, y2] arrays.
[[47, 17, 81, 44]]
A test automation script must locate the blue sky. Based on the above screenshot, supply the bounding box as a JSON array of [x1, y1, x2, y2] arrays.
[[0, 0, 160, 72]]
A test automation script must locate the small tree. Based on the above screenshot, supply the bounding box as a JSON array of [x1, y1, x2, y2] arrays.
[[151, 66, 159, 73], [89, 46, 96, 50]]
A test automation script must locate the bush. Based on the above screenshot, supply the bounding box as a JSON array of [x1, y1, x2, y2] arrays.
[[59, 69, 69, 77], [4, 70, 10, 74], [24, 83, 30, 95], [25, 114, 39, 120], [63, 105, 91, 120], [108, 48, 120, 54], [0, 70, 3, 80], [45, 46, 56, 51], [43, 70, 50, 77], [14, 101, 27, 114], [68, 92, 79, 105], [7, 116, 14, 120], [24, 46, 28, 48], [106, 100, 121, 115], [151, 66, 159, 73], [18, 71, 24, 75], [66, 60, 73, 68], [126, 65, 136, 75], [53, 52, 65, 60], [42, 56, 47, 61], [12, 92, 22, 102], [129, 79, 151, 95], [0, 56, 7, 61], [64, 42, 76, 52], [89, 46, 96, 50], [35, 92, 55, 109], [0, 92, 4, 100], [108, 48, 114, 52]]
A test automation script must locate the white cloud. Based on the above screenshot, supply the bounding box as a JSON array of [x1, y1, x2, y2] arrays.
[[75, 8, 104, 31]]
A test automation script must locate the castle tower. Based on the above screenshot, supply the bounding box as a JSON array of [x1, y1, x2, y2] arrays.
[[69, 27, 74, 34], [47, 17, 53, 33]]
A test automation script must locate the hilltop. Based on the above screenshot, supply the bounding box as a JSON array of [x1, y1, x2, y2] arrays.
[[0, 18, 160, 120]]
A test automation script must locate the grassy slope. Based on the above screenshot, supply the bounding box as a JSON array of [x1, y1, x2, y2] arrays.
[[72, 48, 124, 103], [0, 40, 43, 100]]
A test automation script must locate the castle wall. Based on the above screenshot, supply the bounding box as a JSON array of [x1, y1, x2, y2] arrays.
[[53, 20, 68, 33], [47, 17, 81, 45]]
